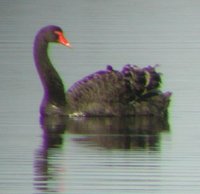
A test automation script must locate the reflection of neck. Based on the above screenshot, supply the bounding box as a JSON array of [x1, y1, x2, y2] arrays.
[[34, 35, 66, 107]]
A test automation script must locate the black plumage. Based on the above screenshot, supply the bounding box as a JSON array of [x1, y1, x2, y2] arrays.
[[66, 64, 171, 116]]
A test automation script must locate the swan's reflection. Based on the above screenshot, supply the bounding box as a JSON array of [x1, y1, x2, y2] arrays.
[[34, 116, 170, 193], [67, 116, 169, 149]]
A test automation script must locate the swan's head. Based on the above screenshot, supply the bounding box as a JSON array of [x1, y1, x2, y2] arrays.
[[38, 25, 71, 47]]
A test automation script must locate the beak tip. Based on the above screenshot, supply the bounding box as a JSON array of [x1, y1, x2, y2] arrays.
[[65, 42, 72, 48]]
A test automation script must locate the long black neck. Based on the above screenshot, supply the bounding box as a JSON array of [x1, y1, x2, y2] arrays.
[[34, 35, 66, 107]]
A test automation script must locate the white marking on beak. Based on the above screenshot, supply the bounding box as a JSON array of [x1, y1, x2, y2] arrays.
[[66, 42, 72, 48]]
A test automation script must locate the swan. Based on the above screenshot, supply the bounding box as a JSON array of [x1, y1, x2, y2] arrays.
[[33, 25, 171, 117]]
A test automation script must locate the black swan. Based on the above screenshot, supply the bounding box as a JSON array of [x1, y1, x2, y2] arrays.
[[34, 25, 171, 117]]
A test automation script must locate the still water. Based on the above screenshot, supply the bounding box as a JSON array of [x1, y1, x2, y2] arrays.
[[0, 0, 200, 193]]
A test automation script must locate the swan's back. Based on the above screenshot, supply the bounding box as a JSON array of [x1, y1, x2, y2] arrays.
[[66, 64, 171, 117]]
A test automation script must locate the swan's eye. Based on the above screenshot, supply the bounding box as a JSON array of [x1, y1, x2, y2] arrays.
[[54, 31, 71, 47]]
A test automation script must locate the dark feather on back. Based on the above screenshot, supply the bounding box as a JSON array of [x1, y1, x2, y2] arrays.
[[66, 64, 170, 116]]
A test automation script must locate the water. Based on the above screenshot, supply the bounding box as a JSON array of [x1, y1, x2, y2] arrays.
[[0, 0, 200, 193]]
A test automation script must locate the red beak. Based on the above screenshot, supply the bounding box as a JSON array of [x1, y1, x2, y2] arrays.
[[55, 31, 72, 48]]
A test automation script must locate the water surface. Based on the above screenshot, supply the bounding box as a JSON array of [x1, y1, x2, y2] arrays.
[[0, 0, 200, 193]]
